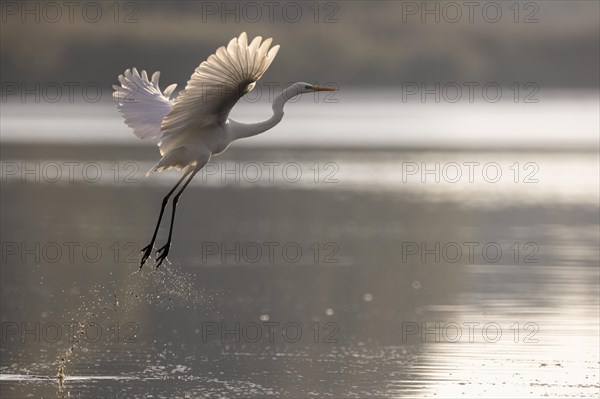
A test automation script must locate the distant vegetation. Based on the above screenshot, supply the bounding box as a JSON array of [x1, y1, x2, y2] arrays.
[[2, 2, 598, 89]]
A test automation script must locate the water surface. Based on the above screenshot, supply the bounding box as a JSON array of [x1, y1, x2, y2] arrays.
[[1, 144, 598, 398]]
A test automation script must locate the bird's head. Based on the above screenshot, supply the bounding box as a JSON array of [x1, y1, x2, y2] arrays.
[[284, 82, 337, 99]]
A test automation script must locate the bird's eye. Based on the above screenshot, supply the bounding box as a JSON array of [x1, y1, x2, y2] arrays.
[[305, 85, 311, 90]]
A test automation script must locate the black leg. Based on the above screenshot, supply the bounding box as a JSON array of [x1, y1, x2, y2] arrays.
[[140, 170, 192, 268], [155, 168, 200, 268]]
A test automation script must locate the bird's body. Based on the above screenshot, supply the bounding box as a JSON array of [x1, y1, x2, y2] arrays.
[[153, 99, 284, 172], [113, 32, 335, 267]]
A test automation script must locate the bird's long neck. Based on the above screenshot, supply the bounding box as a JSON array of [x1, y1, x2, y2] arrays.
[[230, 91, 289, 141]]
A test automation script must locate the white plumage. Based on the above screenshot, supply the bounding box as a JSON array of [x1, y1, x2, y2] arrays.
[[161, 33, 279, 137], [113, 32, 281, 175], [113, 32, 335, 268], [112, 69, 176, 141]]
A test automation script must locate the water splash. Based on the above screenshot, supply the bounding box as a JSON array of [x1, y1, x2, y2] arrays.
[[54, 258, 215, 383]]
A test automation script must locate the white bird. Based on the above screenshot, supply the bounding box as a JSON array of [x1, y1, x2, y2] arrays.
[[113, 32, 336, 268]]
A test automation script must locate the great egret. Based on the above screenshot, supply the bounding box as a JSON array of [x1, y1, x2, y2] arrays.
[[113, 32, 336, 268]]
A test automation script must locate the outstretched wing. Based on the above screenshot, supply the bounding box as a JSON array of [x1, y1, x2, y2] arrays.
[[160, 32, 280, 138], [112, 68, 177, 141]]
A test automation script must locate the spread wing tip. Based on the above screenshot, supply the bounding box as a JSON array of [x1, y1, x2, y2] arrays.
[[161, 33, 280, 137]]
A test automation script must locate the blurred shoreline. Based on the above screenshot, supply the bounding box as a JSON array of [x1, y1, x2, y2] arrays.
[[1, 89, 599, 151], [2, 143, 599, 160]]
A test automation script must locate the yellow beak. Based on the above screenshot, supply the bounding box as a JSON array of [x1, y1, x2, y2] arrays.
[[310, 85, 337, 92]]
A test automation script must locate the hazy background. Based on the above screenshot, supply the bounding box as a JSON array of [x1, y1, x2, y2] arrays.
[[2, 1, 599, 89], [1, 1, 599, 398], [1, 0, 599, 148]]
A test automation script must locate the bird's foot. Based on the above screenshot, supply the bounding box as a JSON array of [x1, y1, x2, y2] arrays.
[[155, 243, 170, 268], [140, 244, 154, 269]]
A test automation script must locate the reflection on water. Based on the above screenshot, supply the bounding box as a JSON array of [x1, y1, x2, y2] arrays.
[[1, 144, 598, 398], [2, 149, 598, 207], [2, 92, 599, 149]]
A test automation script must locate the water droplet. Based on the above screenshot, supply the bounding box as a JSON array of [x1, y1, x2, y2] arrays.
[[260, 314, 270, 322], [325, 308, 334, 316], [412, 281, 421, 290], [363, 293, 374, 302]]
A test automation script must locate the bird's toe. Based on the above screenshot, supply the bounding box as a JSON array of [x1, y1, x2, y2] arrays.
[[139, 244, 154, 268]]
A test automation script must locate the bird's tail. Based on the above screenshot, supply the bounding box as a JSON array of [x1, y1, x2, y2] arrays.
[[113, 68, 177, 141], [146, 147, 211, 176], [146, 147, 188, 176]]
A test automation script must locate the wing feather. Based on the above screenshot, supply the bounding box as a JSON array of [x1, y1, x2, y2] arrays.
[[248, 36, 263, 76], [238, 32, 248, 71], [160, 32, 280, 138], [113, 68, 177, 141]]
